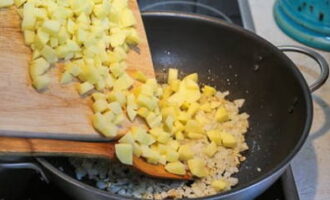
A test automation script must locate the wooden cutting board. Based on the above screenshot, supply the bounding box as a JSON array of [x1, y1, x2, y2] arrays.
[[0, 1, 154, 141]]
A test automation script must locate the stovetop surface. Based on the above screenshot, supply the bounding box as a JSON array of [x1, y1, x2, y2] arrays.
[[0, 1, 299, 200], [0, 167, 289, 200]]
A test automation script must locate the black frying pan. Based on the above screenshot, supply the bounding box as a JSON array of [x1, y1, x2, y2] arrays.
[[2, 12, 328, 200]]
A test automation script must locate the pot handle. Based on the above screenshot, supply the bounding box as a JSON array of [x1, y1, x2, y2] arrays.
[[140, 0, 233, 23], [0, 162, 49, 183], [278, 45, 329, 92]]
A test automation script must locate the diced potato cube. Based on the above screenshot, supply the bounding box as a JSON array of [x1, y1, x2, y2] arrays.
[[109, 62, 126, 78], [161, 106, 176, 119], [30, 57, 50, 78], [155, 143, 167, 155], [174, 121, 185, 133], [42, 20, 61, 35], [119, 132, 135, 144], [60, 71, 73, 84], [113, 73, 134, 91], [32, 50, 40, 59], [14, 0, 26, 7], [185, 120, 204, 134], [137, 107, 149, 118], [175, 131, 184, 141], [109, 90, 127, 105], [170, 79, 180, 92], [166, 149, 179, 162], [58, 27, 70, 44], [103, 110, 115, 122], [127, 105, 137, 121], [220, 132, 237, 148], [146, 113, 162, 128], [177, 112, 189, 123], [211, 180, 228, 192], [108, 101, 122, 114], [168, 68, 178, 83], [141, 145, 161, 164], [115, 143, 133, 165], [21, 14, 36, 30], [79, 65, 101, 84], [40, 45, 58, 64], [24, 30, 35, 45], [168, 140, 180, 151], [137, 95, 157, 111], [204, 141, 217, 157], [34, 8, 47, 19], [92, 99, 108, 113], [215, 107, 229, 122], [109, 31, 127, 47], [206, 130, 222, 145], [164, 115, 174, 131], [92, 92, 106, 101], [119, 8, 136, 27], [77, 81, 94, 95], [92, 113, 118, 137], [113, 113, 125, 125], [37, 29, 50, 45], [183, 73, 198, 82], [200, 103, 212, 113], [67, 19, 76, 34], [31, 74, 50, 91], [65, 62, 82, 77], [187, 158, 208, 178], [50, 37, 58, 48], [126, 93, 137, 108], [187, 132, 204, 139], [133, 127, 155, 146], [210, 101, 221, 109], [133, 142, 142, 157], [187, 102, 200, 116], [178, 145, 194, 161], [165, 161, 186, 175], [132, 71, 147, 83], [125, 28, 140, 45], [111, 0, 128, 11], [155, 130, 170, 144]]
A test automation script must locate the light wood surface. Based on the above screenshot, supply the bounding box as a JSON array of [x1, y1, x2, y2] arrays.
[[0, 0, 154, 141], [0, 137, 192, 180]]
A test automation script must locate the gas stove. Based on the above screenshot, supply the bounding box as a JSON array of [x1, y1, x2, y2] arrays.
[[0, 1, 300, 200]]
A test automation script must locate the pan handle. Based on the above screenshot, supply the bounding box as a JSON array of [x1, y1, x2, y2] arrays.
[[0, 162, 49, 183], [140, 0, 233, 23], [278, 45, 329, 92]]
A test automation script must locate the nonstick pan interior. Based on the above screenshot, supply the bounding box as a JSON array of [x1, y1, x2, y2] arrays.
[[44, 12, 313, 198]]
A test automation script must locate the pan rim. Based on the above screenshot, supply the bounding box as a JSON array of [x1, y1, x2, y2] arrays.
[[38, 11, 313, 200]]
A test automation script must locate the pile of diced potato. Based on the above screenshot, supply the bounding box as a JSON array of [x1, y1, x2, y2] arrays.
[[1, 0, 237, 189], [115, 68, 237, 186]]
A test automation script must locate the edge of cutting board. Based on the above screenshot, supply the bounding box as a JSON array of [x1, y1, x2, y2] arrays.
[[0, 0, 154, 141]]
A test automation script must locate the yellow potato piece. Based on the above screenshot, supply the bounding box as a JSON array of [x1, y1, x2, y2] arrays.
[[211, 180, 228, 192], [220, 132, 237, 148], [92, 99, 108, 113], [215, 107, 229, 122], [119, 132, 135, 144], [207, 130, 222, 145], [115, 143, 133, 165], [202, 85, 216, 96], [92, 113, 118, 138], [178, 145, 194, 161], [204, 141, 217, 157], [165, 161, 186, 175], [77, 82, 94, 95], [166, 149, 179, 162], [188, 158, 208, 178], [31, 74, 50, 91]]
